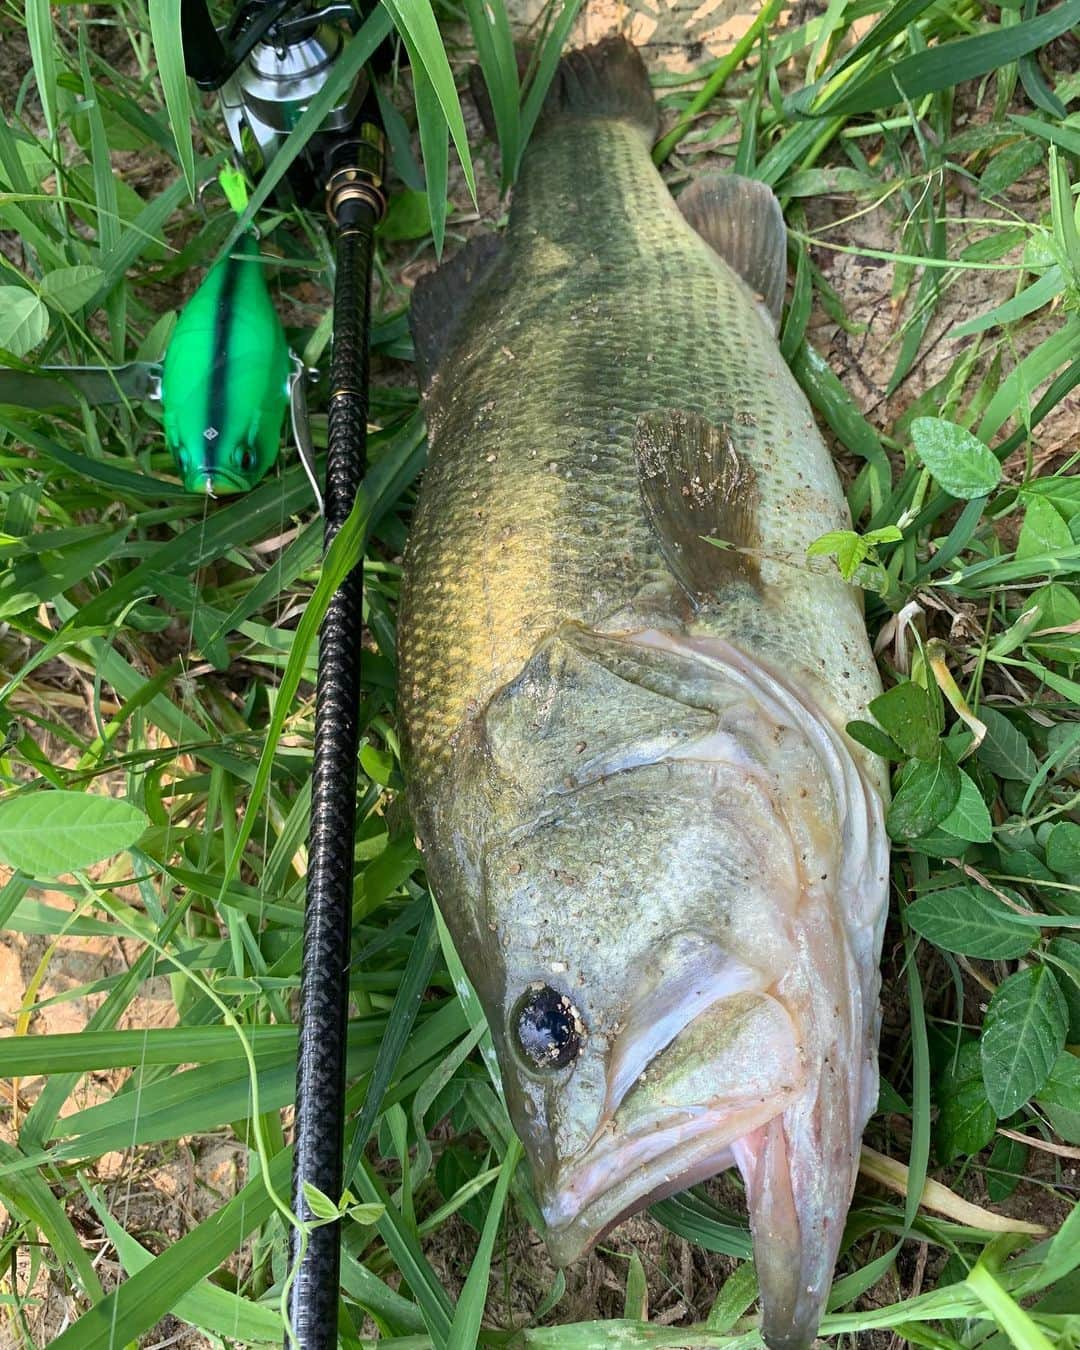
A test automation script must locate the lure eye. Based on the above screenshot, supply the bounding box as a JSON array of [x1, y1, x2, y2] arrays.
[[513, 984, 583, 1072], [240, 448, 255, 473]]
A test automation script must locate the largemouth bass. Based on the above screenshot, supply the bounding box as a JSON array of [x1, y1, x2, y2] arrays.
[[399, 38, 889, 1350]]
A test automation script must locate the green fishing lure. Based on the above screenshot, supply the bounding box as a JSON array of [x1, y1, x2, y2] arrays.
[[161, 232, 292, 495]]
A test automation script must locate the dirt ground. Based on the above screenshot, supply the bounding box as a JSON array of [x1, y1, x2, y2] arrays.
[[1, 0, 1075, 1345]]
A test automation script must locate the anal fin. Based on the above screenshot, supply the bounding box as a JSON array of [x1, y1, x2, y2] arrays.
[[678, 174, 787, 331], [635, 409, 759, 602]]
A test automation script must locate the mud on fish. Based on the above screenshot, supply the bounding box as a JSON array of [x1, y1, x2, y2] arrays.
[[399, 37, 890, 1350]]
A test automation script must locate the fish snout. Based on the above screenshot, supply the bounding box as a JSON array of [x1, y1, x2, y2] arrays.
[[539, 934, 804, 1268]]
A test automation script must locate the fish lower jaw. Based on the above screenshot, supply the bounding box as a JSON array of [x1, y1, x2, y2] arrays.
[[539, 1097, 786, 1267]]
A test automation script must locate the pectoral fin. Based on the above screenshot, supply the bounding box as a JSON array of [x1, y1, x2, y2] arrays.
[[635, 409, 759, 601]]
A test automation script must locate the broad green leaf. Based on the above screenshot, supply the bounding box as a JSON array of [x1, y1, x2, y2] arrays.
[[0, 791, 148, 876], [1037, 1051, 1080, 1145], [978, 139, 1047, 199], [935, 1037, 995, 1162], [986, 1132, 1028, 1203], [1017, 495, 1072, 561], [910, 417, 1002, 500], [1021, 475, 1080, 519], [977, 705, 1038, 781], [39, 265, 106, 314], [936, 771, 993, 844], [0, 287, 49, 356], [1047, 938, 1080, 1041], [846, 719, 902, 760], [981, 966, 1068, 1117], [1046, 822, 1080, 879], [868, 682, 940, 760], [380, 189, 434, 242], [887, 747, 961, 841], [907, 886, 1035, 959], [806, 525, 901, 581]]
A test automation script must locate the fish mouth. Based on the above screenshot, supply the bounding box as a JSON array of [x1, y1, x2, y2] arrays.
[[541, 1106, 745, 1265], [537, 952, 804, 1266]]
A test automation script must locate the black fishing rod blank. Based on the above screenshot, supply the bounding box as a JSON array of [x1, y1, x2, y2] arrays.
[[287, 127, 385, 1349]]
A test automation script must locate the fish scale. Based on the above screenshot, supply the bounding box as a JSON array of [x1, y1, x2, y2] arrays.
[[400, 115, 879, 790], [399, 38, 889, 1350]]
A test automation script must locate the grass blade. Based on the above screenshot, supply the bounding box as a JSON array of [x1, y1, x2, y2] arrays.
[[147, 0, 195, 199], [382, 0, 476, 206], [25, 0, 58, 140], [464, 0, 520, 191], [445, 1137, 523, 1350], [47, 1148, 293, 1350], [410, 56, 451, 256], [343, 908, 439, 1185], [519, 0, 585, 160], [816, 0, 1080, 117]]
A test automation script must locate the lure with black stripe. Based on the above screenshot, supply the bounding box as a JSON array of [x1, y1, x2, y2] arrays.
[[161, 232, 291, 494]]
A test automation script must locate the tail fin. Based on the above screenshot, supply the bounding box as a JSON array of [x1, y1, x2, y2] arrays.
[[537, 37, 657, 137]]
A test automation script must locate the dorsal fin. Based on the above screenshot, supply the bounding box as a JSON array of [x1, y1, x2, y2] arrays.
[[409, 233, 502, 391], [678, 174, 787, 331], [635, 409, 759, 602]]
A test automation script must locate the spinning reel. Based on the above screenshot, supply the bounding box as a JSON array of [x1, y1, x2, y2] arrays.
[[181, 0, 381, 206]]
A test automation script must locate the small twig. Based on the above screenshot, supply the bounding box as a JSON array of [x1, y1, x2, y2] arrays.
[[860, 1145, 1048, 1234], [998, 1127, 1080, 1161]]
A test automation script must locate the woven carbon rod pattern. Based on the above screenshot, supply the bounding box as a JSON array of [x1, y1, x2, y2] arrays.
[[288, 202, 376, 1349]]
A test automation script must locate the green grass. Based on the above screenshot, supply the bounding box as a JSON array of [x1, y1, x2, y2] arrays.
[[1, 0, 1079, 1346]]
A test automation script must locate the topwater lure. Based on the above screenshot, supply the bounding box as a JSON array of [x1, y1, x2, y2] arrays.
[[162, 230, 293, 495], [0, 230, 319, 505]]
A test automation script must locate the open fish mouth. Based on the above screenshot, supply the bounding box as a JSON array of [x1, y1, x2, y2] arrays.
[[538, 963, 805, 1266]]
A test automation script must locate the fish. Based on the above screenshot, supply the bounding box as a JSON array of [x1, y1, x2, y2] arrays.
[[398, 38, 889, 1350], [160, 232, 292, 494]]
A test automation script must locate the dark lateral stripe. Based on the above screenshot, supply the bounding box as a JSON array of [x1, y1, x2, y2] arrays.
[[205, 251, 243, 459]]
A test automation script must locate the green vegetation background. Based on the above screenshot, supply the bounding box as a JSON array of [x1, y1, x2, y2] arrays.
[[0, 0, 1078, 1345]]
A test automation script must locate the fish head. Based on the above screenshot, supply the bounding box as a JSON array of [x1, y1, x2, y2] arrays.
[[482, 766, 804, 1254], [445, 625, 888, 1349]]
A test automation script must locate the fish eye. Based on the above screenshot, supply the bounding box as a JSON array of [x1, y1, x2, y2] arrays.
[[512, 984, 584, 1072]]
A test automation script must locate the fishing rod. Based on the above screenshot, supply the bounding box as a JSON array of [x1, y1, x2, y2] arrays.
[[178, 3, 387, 1345], [0, 5, 387, 1335]]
